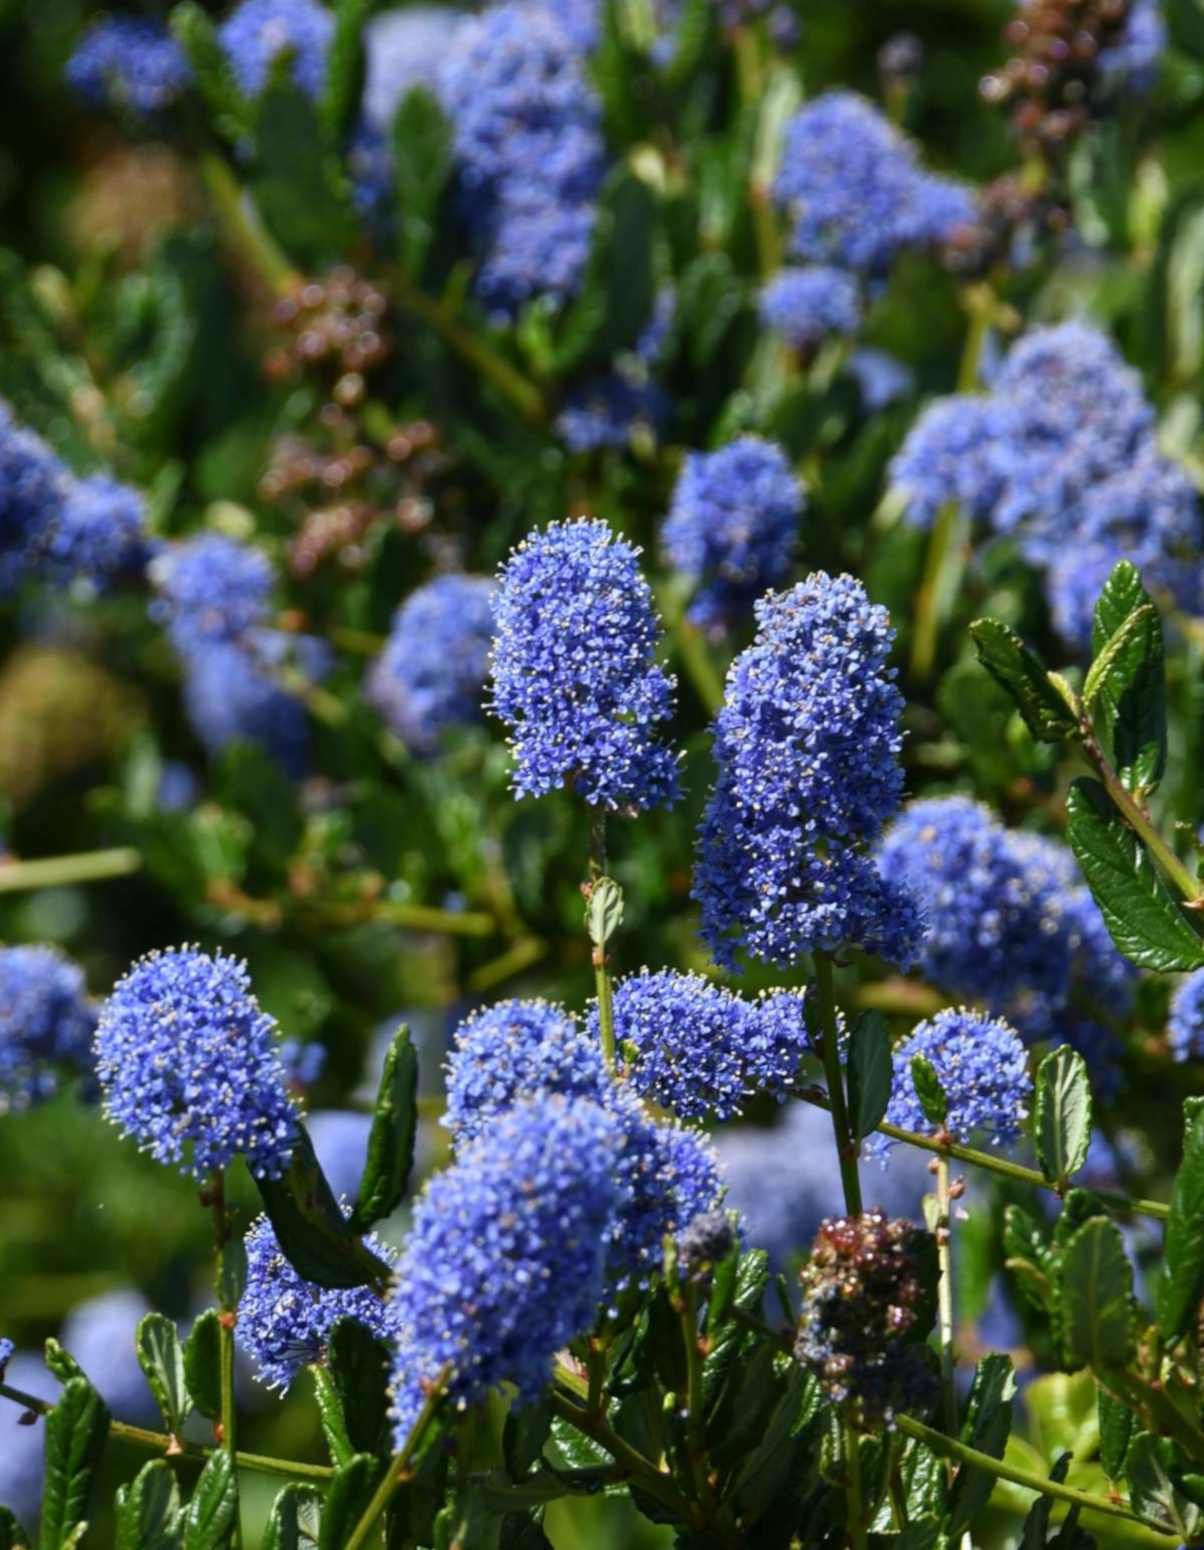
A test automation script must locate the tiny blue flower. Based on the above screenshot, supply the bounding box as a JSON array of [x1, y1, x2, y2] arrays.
[[219, 0, 334, 99], [67, 18, 192, 114]]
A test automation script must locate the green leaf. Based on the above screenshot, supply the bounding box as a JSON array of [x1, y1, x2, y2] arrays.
[[182, 1453, 238, 1550], [327, 1318, 391, 1459], [43, 1340, 82, 1386], [1003, 1204, 1054, 1311], [1020, 1452, 1072, 1550], [39, 1377, 109, 1550], [848, 1013, 892, 1141], [585, 877, 624, 950], [169, 3, 252, 144], [252, 81, 356, 265], [1125, 1432, 1203, 1538], [318, 1456, 381, 1550], [503, 1398, 553, 1479], [1054, 1216, 1135, 1369], [183, 1311, 221, 1422], [391, 87, 454, 275], [948, 1355, 1015, 1536], [1087, 561, 1167, 794], [317, 0, 371, 145], [311, 1366, 355, 1470], [257, 1123, 393, 1291], [136, 1314, 191, 1437], [910, 1055, 948, 1129], [115, 1461, 182, 1550], [1098, 1385, 1136, 1481], [261, 1485, 322, 1550], [969, 619, 1080, 745], [0, 1509, 29, 1550], [349, 1024, 418, 1232], [1034, 1046, 1093, 1191], [551, 169, 656, 375], [1066, 777, 1204, 971], [1158, 1103, 1204, 1339]]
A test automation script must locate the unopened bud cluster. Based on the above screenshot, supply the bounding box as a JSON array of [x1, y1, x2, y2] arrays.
[[264, 268, 390, 397], [794, 1210, 938, 1426]]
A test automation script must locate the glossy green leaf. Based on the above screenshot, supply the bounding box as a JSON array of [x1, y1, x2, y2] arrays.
[[1066, 777, 1204, 971], [1054, 1216, 1135, 1369], [948, 1355, 1015, 1536], [39, 1377, 109, 1550], [349, 1023, 418, 1232], [1098, 1385, 1136, 1481], [910, 1054, 948, 1129], [1125, 1432, 1203, 1539], [503, 1397, 552, 1479], [848, 1012, 892, 1141], [317, 0, 371, 145], [136, 1314, 190, 1437], [1158, 1103, 1204, 1339], [391, 86, 453, 275], [260, 1485, 322, 1550], [969, 618, 1080, 744], [311, 1365, 355, 1470], [115, 1460, 182, 1550], [257, 1123, 392, 1291], [0, 1509, 29, 1550], [1034, 1046, 1093, 1191], [318, 1456, 382, 1550], [327, 1317, 391, 1459], [183, 1310, 221, 1422], [43, 1340, 82, 1386], [181, 1453, 238, 1550], [1019, 1452, 1072, 1550], [1087, 562, 1166, 794]]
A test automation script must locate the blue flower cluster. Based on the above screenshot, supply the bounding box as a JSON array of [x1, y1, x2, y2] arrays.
[[95, 947, 298, 1180], [151, 534, 275, 652], [848, 349, 914, 411], [437, 3, 605, 317], [696, 573, 922, 968], [877, 797, 1135, 1087], [440, 995, 724, 1289], [490, 519, 679, 811], [661, 437, 804, 635], [0, 401, 149, 594], [891, 323, 1201, 646], [867, 1008, 1030, 1160], [597, 970, 812, 1120], [238, 1214, 395, 1390], [67, 18, 192, 115], [556, 292, 674, 452], [60, 1291, 157, 1424], [366, 575, 496, 755], [388, 1096, 621, 1441], [773, 92, 974, 281], [760, 267, 862, 351], [1099, 0, 1166, 90], [360, 6, 455, 131], [0, 945, 97, 1113], [1168, 970, 1204, 1061], [218, 0, 334, 100]]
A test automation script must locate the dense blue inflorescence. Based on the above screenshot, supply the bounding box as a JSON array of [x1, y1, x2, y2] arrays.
[[366, 575, 496, 754], [182, 637, 313, 776], [0, 945, 97, 1113], [151, 534, 275, 654], [443, 998, 607, 1145], [0, 404, 71, 592], [876, 797, 1135, 1087], [868, 1008, 1030, 1160], [609, 1102, 724, 1291], [239, 1214, 395, 1390], [437, 3, 605, 317], [1169, 970, 1204, 1061], [887, 395, 1003, 529], [491, 519, 679, 810], [696, 573, 922, 968], [388, 1095, 621, 1441], [60, 1291, 157, 1424], [67, 18, 192, 114], [848, 348, 914, 411], [219, 0, 334, 99], [662, 437, 804, 635], [95, 947, 299, 1180], [759, 266, 862, 350], [51, 475, 150, 587], [772, 91, 974, 280]]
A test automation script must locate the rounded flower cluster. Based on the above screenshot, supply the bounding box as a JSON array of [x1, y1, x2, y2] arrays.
[[443, 999, 607, 1145], [877, 797, 1135, 1085], [759, 266, 862, 351], [437, 4, 605, 317], [151, 534, 275, 654], [95, 947, 299, 1180], [239, 1214, 395, 1391], [51, 475, 150, 588], [696, 573, 922, 968], [848, 349, 914, 411], [795, 1210, 938, 1425], [661, 437, 805, 635], [388, 1096, 621, 1441], [886, 395, 1002, 530], [67, 18, 192, 114], [772, 91, 975, 280], [0, 945, 97, 1113], [490, 519, 679, 811], [218, 0, 334, 99], [365, 575, 496, 755], [1168, 970, 1204, 1062], [182, 636, 314, 776], [868, 1008, 1031, 1161], [597, 970, 812, 1120]]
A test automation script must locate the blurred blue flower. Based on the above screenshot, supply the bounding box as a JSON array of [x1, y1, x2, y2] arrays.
[[0, 945, 96, 1113], [67, 18, 192, 114], [151, 534, 275, 654], [1169, 970, 1204, 1062], [759, 266, 862, 351], [306, 1110, 370, 1203], [219, 0, 334, 99], [60, 1291, 156, 1424]]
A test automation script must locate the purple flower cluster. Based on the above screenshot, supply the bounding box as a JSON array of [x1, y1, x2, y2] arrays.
[[95, 947, 299, 1180], [662, 437, 804, 635], [218, 0, 334, 99], [490, 519, 679, 811], [760, 267, 862, 351], [696, 573, 922, 968], [67, 17, 192, 115], [437, 4, 605, 317], [366, 575, 496, 754], [0, 945, 97, 1113]]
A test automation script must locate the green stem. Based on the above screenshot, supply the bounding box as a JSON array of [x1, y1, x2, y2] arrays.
[[1080, 727, 1203, 904], [466, 935, 548, 993], [199, 153, 294, 292], [794, 1090, 1169, 1222], [589, 811, 617, 1072], [895, 1414, 1175, 1534], [0, 847, 142, 894], [210, 1171, 242, 1550], [343, 1363, 453, 1550], [372, 901, 496, 937], [935, 1158, 959, 1448], [0, 1383, 333, 1481], [813, 952, 862, 1215]]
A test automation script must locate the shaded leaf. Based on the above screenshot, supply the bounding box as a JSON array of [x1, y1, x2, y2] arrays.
[[1034, 1046, 1093, 1191], [39, 1377, 109, 1550], [1158, 1103, 1204, 1339], [115, 1460, 182, 1550], [1054, 1217, 1135, 1369], [1098, 1385, 1136, 1481], [949, 1355, 1015, 1536], [184, 1311, 222, 1422], [969, 619, 1079, 744], [391, 87, 453, 275], [318, 1455, 380, 1550], [848, 1013, 892, 1141], [349, 1024, 418, 1232], [261, 1484, 322, 1550], [137, 1314, 191, 1437]]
